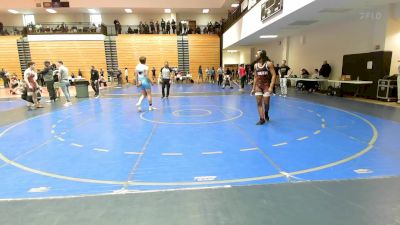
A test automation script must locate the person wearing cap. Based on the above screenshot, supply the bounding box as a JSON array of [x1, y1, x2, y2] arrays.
[[39, 61, 55, 103]]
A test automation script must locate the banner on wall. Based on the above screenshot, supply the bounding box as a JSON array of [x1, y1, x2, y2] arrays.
[[261, 0, 283, 21], [248, 0, 257, 10]]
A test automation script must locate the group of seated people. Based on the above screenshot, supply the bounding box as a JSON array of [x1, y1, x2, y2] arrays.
[[118, 18, 223, 35], [0, 69, 21, 95], [25, 23, 107, 35]]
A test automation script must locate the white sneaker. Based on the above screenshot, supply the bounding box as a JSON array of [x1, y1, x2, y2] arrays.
[[283, 95, 287, 98], [137, 105, 142, 112], [149, 106, 157, 111], [64, 102, 72, 107], [46, 100, 52, 103]]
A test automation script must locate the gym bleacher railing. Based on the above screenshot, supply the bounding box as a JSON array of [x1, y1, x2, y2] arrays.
[[221, 0, 262, 34]]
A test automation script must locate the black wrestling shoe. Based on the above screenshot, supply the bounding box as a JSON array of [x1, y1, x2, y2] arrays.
[[265, 112, 270, 121], [256, 119, 266, 125]]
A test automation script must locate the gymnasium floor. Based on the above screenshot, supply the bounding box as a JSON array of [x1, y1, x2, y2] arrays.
[[0, 84, 400, 225]]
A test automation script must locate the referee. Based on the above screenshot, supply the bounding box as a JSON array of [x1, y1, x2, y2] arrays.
[[160, 61, 172, 99]]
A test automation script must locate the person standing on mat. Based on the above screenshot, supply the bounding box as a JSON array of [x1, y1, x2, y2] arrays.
[[239, 64, 246, 91], [251, 50, 277, 125], [198, 65, 203, 83], [57, 61, 72, 107], [136, 56, 156, 112], [40, 61, 56, 103], [278, 60, 291, 97], [90, 66, 100, 98], [151, 67, 156, 82], [24, 62, 43, 109], [125, 67, 129, 84], [217, 67, 224, 86], [161, 61, 172, 99]]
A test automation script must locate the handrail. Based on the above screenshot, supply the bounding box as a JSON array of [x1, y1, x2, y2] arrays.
[[221, 0, 262, 34]]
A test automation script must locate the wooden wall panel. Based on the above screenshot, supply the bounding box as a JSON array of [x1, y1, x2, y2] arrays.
[[30, 41, 107, 79], [116, 34, 178, 82], [0, 36, 22, 82], [188, 34, 220, 81]]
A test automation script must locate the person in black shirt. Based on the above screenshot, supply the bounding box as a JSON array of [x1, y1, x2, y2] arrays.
[[166, 21, 171, 34], [150, 21, 155, 34], [156, 21, 160, 34], [171, 19, 176, 34], [152, 67, 156, 81], [319, 60, 331, 78], [39, 61, 55, 102], [90, 66, 100, 97], [161, 19, 166, 33], [116, 69, 122, 86]]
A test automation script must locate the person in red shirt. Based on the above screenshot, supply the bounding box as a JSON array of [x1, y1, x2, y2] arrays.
[[239, 64, 246, 91]]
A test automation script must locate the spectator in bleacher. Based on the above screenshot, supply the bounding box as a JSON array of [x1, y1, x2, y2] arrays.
[[139, 21, 143, 34], [203, 27, 208, 35], [56, 61, 72, 106], [78, 69, 83, 78], [172, 19, 176, 34], [39, 61, 56, 103], [195, 26, 201, 34], [166, 21, 171, 34], [183, 22, 188, 34], [214, 21, 221, 35], [144, 23, 150, 34], [127, 26, 133, 34], [319, 60, 331, 78], [90, 66, 100, 98], [156, 21, 160, 34], [114, 20, 121, 34], [161, 19, 166, 33], [0, 22, 3, 33], [150, 21, 155, 34], [178, 22, 183, 35]]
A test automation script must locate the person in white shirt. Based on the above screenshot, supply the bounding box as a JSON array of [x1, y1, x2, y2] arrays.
[[24, 61, 43, 109], [56, 61, 72, 107], [278, 60, 291, 97], [160, 61, 172, 99], [135, 56, 156, 112], [125, 68, 129, 83]]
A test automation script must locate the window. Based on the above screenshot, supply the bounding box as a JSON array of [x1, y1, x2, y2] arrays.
[[90, 14, 102, 26], [23, 14, 35, 26]]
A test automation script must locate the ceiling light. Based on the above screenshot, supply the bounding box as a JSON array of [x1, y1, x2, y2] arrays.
[[46, 9, 57, 14], [260, 35, 278, 39], [125, 9, 133, 13], [8, 9, 19, 14], [203, 9, 210, 14], [231, 3, 240, 7], [88, 9, 98, 13], [164, 8, 171, 13]]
